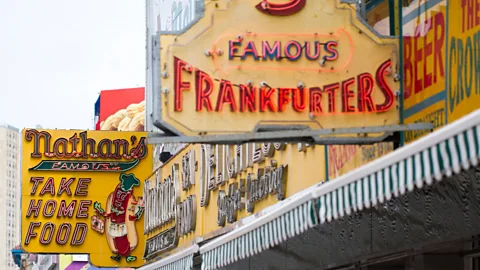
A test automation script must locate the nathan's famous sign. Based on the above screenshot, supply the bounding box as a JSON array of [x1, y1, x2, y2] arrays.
[[153, 0, 399, 136], [21, 129, 153, 268], [142, 142, 326, 260]]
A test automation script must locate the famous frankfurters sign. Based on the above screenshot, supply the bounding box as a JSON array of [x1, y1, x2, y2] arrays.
[[21, 129, 153, 268], [143, 142, 326, 261], [152, 0, 399, 136]]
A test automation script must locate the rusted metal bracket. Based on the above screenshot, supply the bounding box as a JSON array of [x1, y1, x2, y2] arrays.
[[147, 123, 433, 145]]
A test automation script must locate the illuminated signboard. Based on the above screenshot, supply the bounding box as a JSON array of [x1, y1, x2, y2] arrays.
[[447, 0, 480, 123], [143, 142, 326, 260], [402, 0, 447, 143], [21, 129, 153, 268], [153, 0, 400, 136]]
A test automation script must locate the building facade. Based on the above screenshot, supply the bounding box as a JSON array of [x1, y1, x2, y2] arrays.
[[0, 123, 21, 269]]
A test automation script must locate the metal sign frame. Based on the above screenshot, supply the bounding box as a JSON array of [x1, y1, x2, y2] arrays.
[[146, 0, 433, 145], [147, 123, 433, 145]]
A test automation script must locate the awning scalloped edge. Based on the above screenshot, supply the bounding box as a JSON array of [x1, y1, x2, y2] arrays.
[[200, 109, 480, 270]]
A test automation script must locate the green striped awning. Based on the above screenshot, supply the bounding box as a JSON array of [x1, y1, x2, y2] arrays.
[[313, 109, 480, 223], [138, 245, 198, 270], [200, 197, 318, 270], [200, 109, 480, 270]]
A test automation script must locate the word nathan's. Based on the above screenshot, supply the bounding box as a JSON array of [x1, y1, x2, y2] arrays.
[[24, 177, 91, 246], [173, 57, 395, 114], [24, 129, 147, 160]]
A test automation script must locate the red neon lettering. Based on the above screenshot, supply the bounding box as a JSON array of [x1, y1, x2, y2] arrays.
[[375, 60, 395, 112], [57, 200, 77, 218], [24, 222, 41, 246], [57, 177, 74, 196], [309, 87, 323, 113], [40, 223, 55, 245], [305, 42, 320, 60], [30, 177, 44, 195], [76, 200, 92, 218], [341, 78, 356, 113], [324, 41, 339, 61], [71, 223, 88, 245], [357, 73, 375, 112], [259, 87, 277, 112], [56, 223, 72, 245], [40, 177, 55, 195], [277, 88, 292, 112], [324, 83, 340, 113], [239, 85, 257, 112], [43, 200, 57, 217], [27, 200, 42, 218], [292, 88, 306, 112], [262, 41, 281, 60], [174, 57, 192, 112], [229, 40, 240, 59], [241, 41, 260, 60], [216, 80, 238, 112], [284, 41, 302, 60], [195, 70, 214, 112], [75, 178, 90, 196]]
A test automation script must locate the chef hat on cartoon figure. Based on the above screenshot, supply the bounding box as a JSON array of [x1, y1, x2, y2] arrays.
[[119, 173, 140, 191]]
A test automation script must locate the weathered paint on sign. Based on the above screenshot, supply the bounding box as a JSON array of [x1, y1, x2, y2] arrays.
[[143, 143, 326, 261], [21, 129, 153, 268], [327, 142, 394, 179], [447, 0, 480, 122], [153, 0, 399, 136], [402, 0, 448, 143]]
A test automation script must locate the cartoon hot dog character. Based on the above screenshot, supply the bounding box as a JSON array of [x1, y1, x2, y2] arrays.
[[93, 173, 144, 263]]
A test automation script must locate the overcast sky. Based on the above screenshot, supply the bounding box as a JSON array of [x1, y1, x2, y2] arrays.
[[0, 0, 146, 130]]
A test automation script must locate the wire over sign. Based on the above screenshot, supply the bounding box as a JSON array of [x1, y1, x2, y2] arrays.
[[255, 0, 306, 16]]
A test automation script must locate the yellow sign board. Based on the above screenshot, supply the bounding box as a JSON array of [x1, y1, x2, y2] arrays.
[[447, 0, 480, 122], [327, 142, 394, 179], [402, 0, 447, 143], [21, 129, 152, 268], [154, 0, 399, 135], [143, 143, 326, 260]]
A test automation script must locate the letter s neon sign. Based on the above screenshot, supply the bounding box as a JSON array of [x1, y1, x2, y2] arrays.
[[255, 0, 306, 16]]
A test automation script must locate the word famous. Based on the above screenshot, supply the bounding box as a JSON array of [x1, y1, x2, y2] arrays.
[[24, 177, 92, 246], [228, 39, 339, 62]]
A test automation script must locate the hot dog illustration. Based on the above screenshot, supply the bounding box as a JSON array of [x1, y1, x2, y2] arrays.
[[93, 173, 144, 263]]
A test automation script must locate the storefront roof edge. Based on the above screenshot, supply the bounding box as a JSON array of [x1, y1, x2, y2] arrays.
[[137, 244, 199, 270], [200, 109, 480, 270], [312, 108, 480, 199]]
